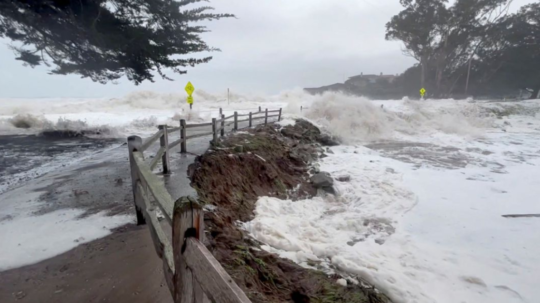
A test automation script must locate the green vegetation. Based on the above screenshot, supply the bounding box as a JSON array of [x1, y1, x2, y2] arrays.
[[386, 0, 540, 98], [0, 0, 232, 84]]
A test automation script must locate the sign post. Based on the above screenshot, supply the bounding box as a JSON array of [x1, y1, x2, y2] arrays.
[[185, 82, 195, 109], [420, 88, 426, 99]]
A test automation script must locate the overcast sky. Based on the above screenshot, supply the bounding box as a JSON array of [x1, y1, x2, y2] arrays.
[[0, 0, 534, 98]]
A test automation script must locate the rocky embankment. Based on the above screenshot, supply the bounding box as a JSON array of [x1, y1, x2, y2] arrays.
[[188, 120, 391, 303]]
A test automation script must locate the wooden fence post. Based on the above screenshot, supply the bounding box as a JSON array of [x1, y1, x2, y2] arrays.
[[172, 197, 205, 303], [264, 108, 268, 125], [127, 136, 146, 225], [219, 108, 222, 117], [301, 106, 303, 112], [180, 119, 187, 153], [212, 118, 217, 145], [278, 108, 282, 122], [249, 112, 252, 128], [234, 111, 238, 131], [258, 106, 261, 112], [220, 114, 225, 137], [158, 125, 170, 174]]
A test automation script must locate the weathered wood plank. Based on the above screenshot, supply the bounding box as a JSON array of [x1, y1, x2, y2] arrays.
[[168, 127, 181, 132], [127, 136, 146, 225], [186, 131, 214, 140], [172, 197, 249, 302], [267, 109, 281, 113], [169, 138, 183, 149], [183, 238, 252, 303], [252, 114, 279, 120], [164, 254, 176, 298], [185, 122, 213, 128], [133, 152, 174, 223], [194, 282, 212, 303], [173, 197, 205, 303], [141, 130, 164, 151], [180, 119, 187, 153], [137, 182, 176, 296], [159, 125, 170, 174], [221, 114, 225, 137], [212, 118, 218, 144], [149, 146, 166, 171], [136, 182, 174, 266]]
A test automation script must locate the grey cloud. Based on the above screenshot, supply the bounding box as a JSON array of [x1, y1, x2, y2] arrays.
[[4, 0, 531, 98]]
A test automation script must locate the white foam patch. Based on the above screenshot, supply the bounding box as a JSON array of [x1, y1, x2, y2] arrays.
[[244, 100, 540, 303], [302, 93, 496, 143], [0, 209, 133, 271], [0, 90, 291, 137]]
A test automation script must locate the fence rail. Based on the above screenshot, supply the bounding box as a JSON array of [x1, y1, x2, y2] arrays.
[[127, 106, 282, 303]]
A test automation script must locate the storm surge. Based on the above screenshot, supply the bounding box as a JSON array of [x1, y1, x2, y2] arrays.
[[302, 92, 496, 143]]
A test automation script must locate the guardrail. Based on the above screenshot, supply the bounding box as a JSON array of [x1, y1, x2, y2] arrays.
[[178, 107, 282, 154], [127, 107, 282, 303]]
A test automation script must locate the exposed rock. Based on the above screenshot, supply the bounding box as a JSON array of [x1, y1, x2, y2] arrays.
[[281, 119, 321, 143], [290, 144, 319, 163], [309, 167, 320, 174], [311, 172, 334, 188], [336, 175, 350, 182], [318, 134, 340, 146], [281, 119, 340, 146]]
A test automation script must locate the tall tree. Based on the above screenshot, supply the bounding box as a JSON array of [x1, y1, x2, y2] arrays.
[[476, 2, 540, 98], [387, 0, 513, 96], [386, 0, 448, 89], [0, 0, 233, 84]]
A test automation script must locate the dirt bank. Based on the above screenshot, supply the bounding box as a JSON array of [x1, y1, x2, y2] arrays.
[[189, 121, 391, 303]]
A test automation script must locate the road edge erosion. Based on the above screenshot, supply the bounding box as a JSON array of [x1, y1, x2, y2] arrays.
[[188, 121, 392, 303]]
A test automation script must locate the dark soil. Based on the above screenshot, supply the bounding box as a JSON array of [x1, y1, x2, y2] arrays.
[[188, 121, 391, 303]]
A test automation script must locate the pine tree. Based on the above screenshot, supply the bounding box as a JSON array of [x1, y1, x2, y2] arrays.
[[0, 0, 233, 84]]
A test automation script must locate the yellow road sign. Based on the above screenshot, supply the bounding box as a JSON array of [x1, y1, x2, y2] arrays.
[[420, 88, 426, 96], [185, 82, 195, 96], [187, 95, 194, 104]]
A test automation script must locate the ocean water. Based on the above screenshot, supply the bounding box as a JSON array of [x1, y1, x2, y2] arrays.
[[2, 90, 540, 303]]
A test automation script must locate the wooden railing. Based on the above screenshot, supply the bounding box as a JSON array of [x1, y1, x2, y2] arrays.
[[177, 107, 282, 154], [127, 107, 281, 303]]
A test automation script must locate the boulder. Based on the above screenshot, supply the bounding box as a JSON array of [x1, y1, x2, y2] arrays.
[[318, 134, 339, 146], [336, 175, 350, 182], [310, 172, 334, 188]]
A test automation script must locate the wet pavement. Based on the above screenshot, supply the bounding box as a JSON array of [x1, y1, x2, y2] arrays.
[[0, 135, 119, 194], [0, 117, 279, 221]]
